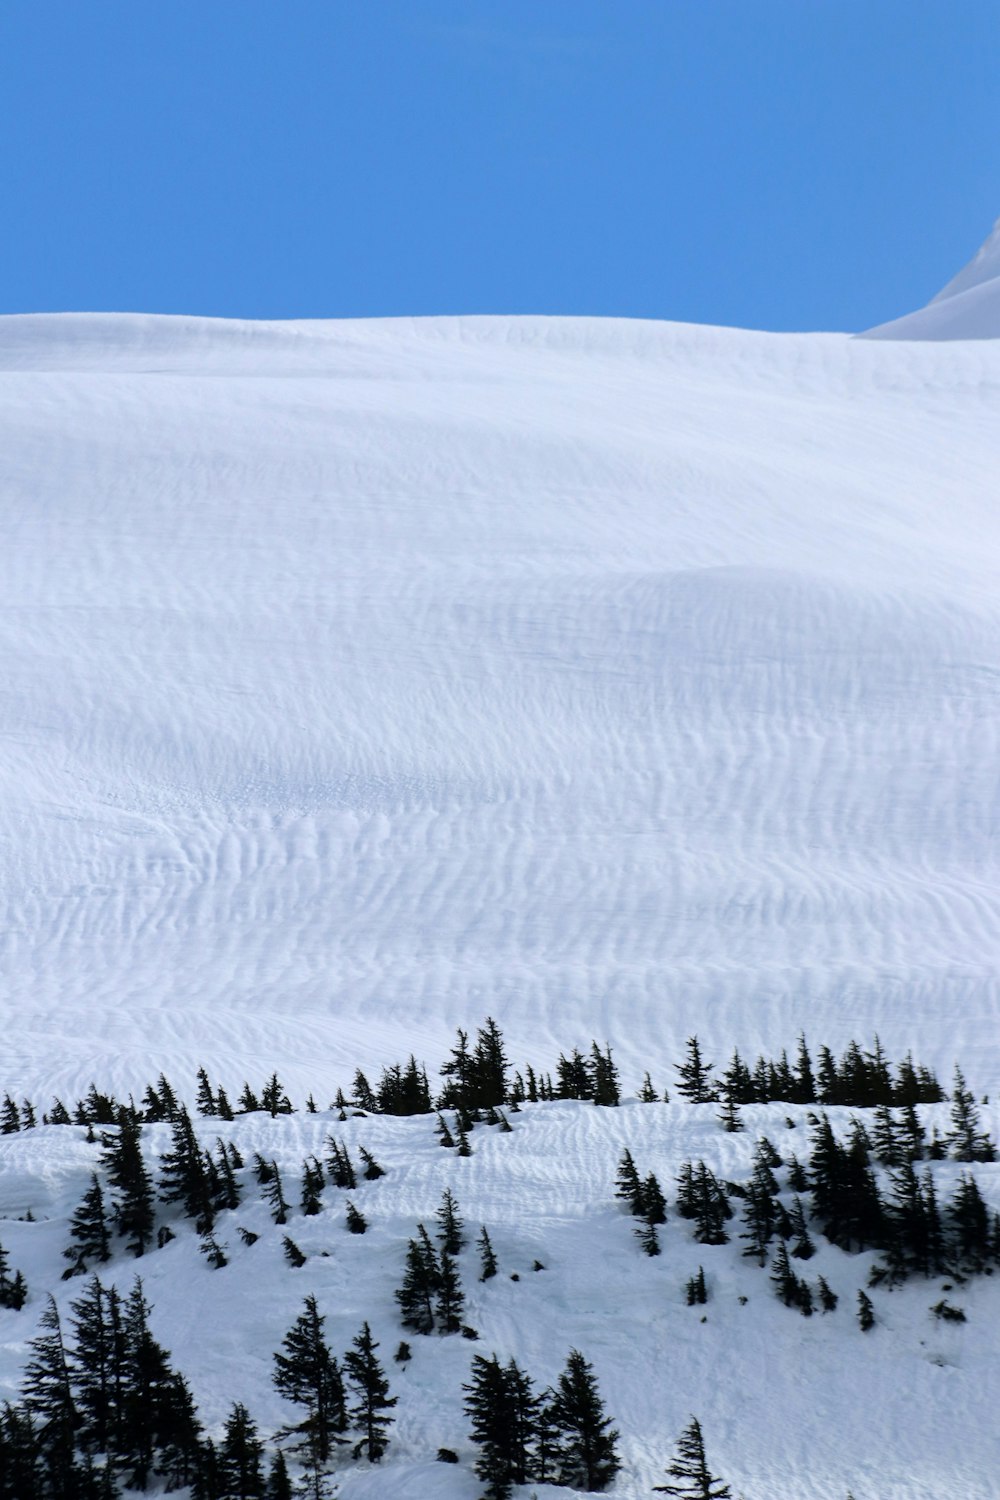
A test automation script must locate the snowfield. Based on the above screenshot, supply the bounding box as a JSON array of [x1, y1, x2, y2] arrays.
[[1, 224, 1000, 1495]]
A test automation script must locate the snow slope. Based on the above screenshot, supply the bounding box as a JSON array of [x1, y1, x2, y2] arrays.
[[2, 1091, 998, 1500], [862, 217, 1000, 339], [1, 311, 999, 1105]]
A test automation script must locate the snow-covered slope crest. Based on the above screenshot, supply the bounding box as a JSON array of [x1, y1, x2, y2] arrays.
[[862, 216, 1000, 340], [0, 311, 999, 1106]]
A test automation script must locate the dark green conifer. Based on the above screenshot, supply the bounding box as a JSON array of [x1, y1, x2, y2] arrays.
[[654, 1415, 731, 1497], [343, 1322, 396, 1462]]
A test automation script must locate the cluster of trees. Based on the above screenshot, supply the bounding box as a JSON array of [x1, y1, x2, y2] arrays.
[[674, 1033, 945, 1110], [0, 1283, 395, 1500], [0, 1023, 957, 1136], [464, 1347, 619, 1499], [615, 1096, 1000, 1327], [57, 1111, 388, 1278]]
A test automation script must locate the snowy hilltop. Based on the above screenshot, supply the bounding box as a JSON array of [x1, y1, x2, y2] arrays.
[[0, 228, 999, 1496]]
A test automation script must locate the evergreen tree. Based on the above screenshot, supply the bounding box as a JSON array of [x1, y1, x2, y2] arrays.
[[345, 1201, 367, 1235], [324, 1138, 356, 1190], [159, 1107, 215, 1231], [615, 1149, 645, 1216], [395, 1225, 441, 1334], [654, 1415, 731, 1497], [218, 1402, 265, 1500], [358, 1146, 385, 1180], [435, 1250, 464, 1334], [23, 1295, 79, 1499], [435, 1112, 455, 1148], [195, 1069, 218, 1118], [1, 1093, 21, 1133], [300, 1157, 325, 1216], [264, 1163, 290, 1225], [282, 1236, 307, 1269], [69, 1277, 124, 1459], [0, 1402, 44, 1500], [473, 1018, 511, 1109], [857, 1290, 875, 1331], [463, 1354, 521, 1500], [948, 1067, 995, 1162], [343, 1322, 396, 1462], [685, 1267, 708, 1305], [638, 1073, 661, 1103], [642, 1173, 667, 1226], [676, 1037, 715, 1103], [64, 1175, 111, 1277], [436, 1187, 465, 1255], [272, 1295, 347, 1465], [478, 1225, 498, 1281], [265, 1450, 293, 1500], [260, 1073, 293, 1118], [101, 1110, 155, 1257], [717, 1096, 743, 1133], [548, 1350, 620, 1491], [817, 1276, 838, 1312], [588, 1043, 621, 1106]]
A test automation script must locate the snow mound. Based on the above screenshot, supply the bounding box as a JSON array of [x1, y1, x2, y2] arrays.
[[862, 217, 1000, 340]]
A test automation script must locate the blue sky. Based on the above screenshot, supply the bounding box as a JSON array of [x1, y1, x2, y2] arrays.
[[1, 1, 997, 331]]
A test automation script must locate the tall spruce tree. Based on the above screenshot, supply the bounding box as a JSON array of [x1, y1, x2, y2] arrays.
[[548, 1349, 620, 1492], [343, 1322, 396, 1462], [654, 1416, 731, 1498], [23, 1295, 80, 1500], [676, 1037, 716, 1103], [272, 1295, 347, 1466], [218, 1402, 265, 1500]]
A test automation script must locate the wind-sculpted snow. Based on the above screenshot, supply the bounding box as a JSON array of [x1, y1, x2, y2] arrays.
[[0, 313, 999, 1106]]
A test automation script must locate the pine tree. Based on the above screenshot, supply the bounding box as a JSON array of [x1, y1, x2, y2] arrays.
[[266, 1450, 293, 1500], [300, 1157, 325, 1216], [615, 1149, 645, 1216], [260, 1073, 292, 1118], [676, 1037, 715, 1103], [817, 1276, 838, 1312], [548, 1350, 620, 1491], [282, 1236, 307, 1269], [395, 1225, 441, 1334], [159, 1106, 215, 1231], [324, 1138, 356, 1190], [118, 1277, 190, 1489], [435, 1250, 464, 1334], [264, 1163, 290, 1225], [272, 1295, 347, 1465], [345, 1201, 367, 1235], [343, 1322, 396, 1462], [64, 1175, 111, 1277], [358, 1146, 385, 1181], [685, 1267, 708, 1305], [636, 1218, 661, 1257], [201, 1231, 229, 1269], [219, 1402, 265, 1499], [788, 1197, 815, 1260], [717, 1097, 743, 1133], [195, 1068, 218, 1118], [435, 1112, 455, 1148], [478, 1225, 498, 1281], [856, 1289, 875, 1330], [473, 1018, 511, 1109], [588, 1042, 621, 1106], [654, 1415, 731, 1497], [1, 1093, 21, 1133], [101, 1110, 155, 1257], [463, 1353, 522, 1500], [436, 1187, 464, 1255], [638, 1072, 660, 1103], [948, 1067, 995, 1162], [23, 1295, 79, 1498]]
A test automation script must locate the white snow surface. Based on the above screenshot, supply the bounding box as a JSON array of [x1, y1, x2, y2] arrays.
[[1, 308, 1000, 1498], [1, 310, 999, 1102], [862, 217, 1000, 340]]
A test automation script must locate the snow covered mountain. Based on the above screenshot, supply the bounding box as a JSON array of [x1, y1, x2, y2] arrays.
[[1, 305, 998, 1107], [1, 246, 1000, 1499]]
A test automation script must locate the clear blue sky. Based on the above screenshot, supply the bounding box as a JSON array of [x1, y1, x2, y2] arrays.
[[1, 1, 997, 331]]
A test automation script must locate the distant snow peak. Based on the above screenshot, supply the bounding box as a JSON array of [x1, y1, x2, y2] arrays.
[[930, 214, 1000, 304], [862, 213, 1000, 341]]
